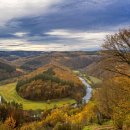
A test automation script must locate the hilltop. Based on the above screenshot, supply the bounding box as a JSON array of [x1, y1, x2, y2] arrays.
[[16, 63, 86, 101]]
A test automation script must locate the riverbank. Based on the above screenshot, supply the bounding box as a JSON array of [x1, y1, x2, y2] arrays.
[[79, 77, 93, 104]]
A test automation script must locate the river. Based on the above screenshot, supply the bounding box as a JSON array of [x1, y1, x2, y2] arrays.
[[79, 77, 93, 104]]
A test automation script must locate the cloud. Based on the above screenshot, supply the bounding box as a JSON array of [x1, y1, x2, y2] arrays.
[[45, 29, 110, 41], [13, 32, 28, 37], [0, 0, 130, 51], [0, 40, 99, 51], [0, 29, 113, 51], [0, 38, 62, 51], [0, 0, 63, 26]]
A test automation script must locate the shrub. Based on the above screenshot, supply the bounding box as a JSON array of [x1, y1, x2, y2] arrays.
[[4, 116, 16, 129]]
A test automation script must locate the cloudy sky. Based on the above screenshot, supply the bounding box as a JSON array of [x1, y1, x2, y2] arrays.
[[0, 0, 130, 51]]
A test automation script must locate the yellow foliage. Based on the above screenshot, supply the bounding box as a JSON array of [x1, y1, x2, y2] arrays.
[[123, 114, 130, 130], [4, 116, 16, 129], [42, 109, 68, 126], [20, 122, 43, 130], [95, 76, 130, 129], [22, 63, 82, 85], [69, 102, 97, 126]]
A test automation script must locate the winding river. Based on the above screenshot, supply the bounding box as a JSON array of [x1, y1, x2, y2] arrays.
[[79, 77, 93, 104]]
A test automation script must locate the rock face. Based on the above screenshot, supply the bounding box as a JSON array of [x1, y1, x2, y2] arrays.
[[16, 63, 86, 101]]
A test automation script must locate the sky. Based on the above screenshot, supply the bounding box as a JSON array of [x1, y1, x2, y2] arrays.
[[0, 0, 130, 51]]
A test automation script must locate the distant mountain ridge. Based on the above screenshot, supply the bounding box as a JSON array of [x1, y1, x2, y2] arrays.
[[19, 51, 100, 71]]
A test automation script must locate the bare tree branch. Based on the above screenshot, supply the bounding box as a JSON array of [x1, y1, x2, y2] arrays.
[[101, 29, 130, 78]]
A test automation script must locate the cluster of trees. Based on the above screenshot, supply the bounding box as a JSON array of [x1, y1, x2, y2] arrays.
[[0, 98, 46, 130], [10, 103, 98, 130], [16, 68, 85, 101], [0, 103, 96, 130], [95, 77, 130, 129], [0, 99, 23, 129], [94, 29, 130, 129]]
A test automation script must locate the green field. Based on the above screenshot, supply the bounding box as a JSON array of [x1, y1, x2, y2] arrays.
[[73, 70, 102, 85], [83, 124, 99, 130], [0, 83, 76, 110], [88, 76, 102, 85]]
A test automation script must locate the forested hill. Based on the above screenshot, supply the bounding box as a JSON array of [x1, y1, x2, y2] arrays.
[[0, 61, 21, 81], [16, 63, 86, 101], [22, 62, 83, 84]]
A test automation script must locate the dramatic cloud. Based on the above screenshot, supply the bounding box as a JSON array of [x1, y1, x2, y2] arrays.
[[0, 0, 62, 26], [0, 0, 130, 51], [0, 30, 112, 51]]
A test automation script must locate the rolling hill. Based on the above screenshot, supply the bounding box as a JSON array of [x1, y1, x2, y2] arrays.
[[16, 63, 86, 101], [83, 60, 129, 80], [82, 61, 113, 79], [19, 51, 100, 71], [0, 60, 22, 81]]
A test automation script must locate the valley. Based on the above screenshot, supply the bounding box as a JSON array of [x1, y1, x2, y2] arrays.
[[0, 66, 95, 110], [0, 0, 129, 129], [0, 43, 129, 130], [0, 76, 94, 110]]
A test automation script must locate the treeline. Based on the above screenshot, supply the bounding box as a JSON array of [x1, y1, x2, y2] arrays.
[[16, 68, 85, 101]]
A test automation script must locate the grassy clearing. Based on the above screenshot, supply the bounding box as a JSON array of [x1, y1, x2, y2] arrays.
[[83, 124, 99, 130], [83, 121, 113, 130], [88, 76, 102, 85], [0, 83, 76, 110], [73, 70, 102, 86]]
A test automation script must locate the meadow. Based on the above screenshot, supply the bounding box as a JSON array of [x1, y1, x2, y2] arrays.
[[73, 70, 102, 85], [88, 76, 102, 85], [0, 82, 76, 110]]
